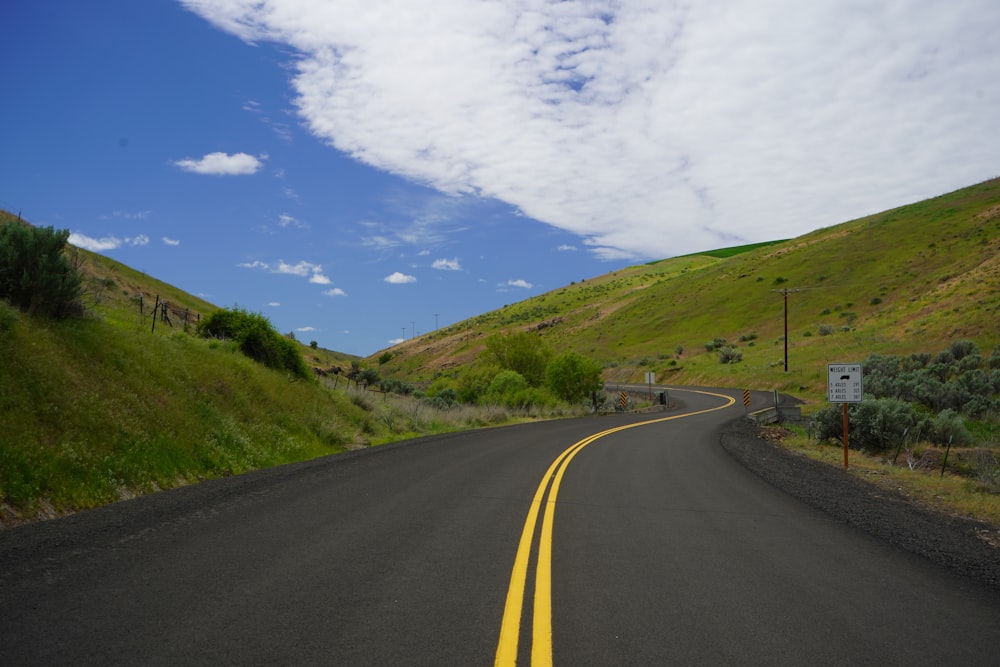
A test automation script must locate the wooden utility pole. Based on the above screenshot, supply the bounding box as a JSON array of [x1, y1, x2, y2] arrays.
[[773, 288, 800, 372]]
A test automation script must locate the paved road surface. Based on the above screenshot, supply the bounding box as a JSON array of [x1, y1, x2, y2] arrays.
[[2, 388, 998, 665]]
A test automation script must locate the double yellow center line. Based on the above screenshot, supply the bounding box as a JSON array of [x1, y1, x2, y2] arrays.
[[493, 389, 736, 666]]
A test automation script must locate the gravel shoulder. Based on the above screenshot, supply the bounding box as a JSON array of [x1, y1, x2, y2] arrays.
[[720, 417, 1000, 594]]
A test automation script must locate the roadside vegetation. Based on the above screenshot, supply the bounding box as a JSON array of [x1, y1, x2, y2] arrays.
[[3, 177, 1000, 528], [0, 212, 604, 525]]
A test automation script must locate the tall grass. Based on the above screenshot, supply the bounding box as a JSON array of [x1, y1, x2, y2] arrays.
[[0, 293, 590, 525]]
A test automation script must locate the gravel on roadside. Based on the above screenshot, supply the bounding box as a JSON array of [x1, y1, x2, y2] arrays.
[[720, 418, 1000, 593]]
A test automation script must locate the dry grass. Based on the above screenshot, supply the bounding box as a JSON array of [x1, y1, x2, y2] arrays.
[[775, 426, 1000, 529]]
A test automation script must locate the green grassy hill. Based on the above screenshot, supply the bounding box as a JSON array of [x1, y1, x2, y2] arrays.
[[3, 178, 999, 525], [0, 214, 427, 526], [377, 178, 1000, 396]]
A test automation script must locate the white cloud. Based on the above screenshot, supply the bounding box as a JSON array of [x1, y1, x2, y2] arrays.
[[278, 213, 306, 228], [172, 151, 265, 175], [296, 326, 317, 332], [241, 259, 331, 284], [384, 271, 416, 284], [388, 337, 405, 345], [183, 0, 1000, 260], [239, 260, 270, 270], [432, 257, 461, 271], [556, 244, 577, 252], [69, 232, 148, 251], [504, 279, 533, 289], [69, 232, 121, 251], [267, 301, 281, 307], [162, 237, 180, 246], [323, 287, 347, 297]]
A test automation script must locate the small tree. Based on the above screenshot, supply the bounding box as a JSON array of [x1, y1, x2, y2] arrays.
[[359, 367, 380, 390], [546, 351, 603, 403], [485, 330, 551, 386], [0, 222, 83, 318]]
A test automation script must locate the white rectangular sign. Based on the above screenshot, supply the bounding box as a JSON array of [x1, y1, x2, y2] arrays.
[[828, 363, 863, 403], [645, 371, 655, 384]]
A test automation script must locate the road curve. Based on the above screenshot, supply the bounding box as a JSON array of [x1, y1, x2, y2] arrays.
[[1, 388, 998, 665]]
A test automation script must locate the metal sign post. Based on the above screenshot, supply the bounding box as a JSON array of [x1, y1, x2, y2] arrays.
[[828, 363, 863, 470]]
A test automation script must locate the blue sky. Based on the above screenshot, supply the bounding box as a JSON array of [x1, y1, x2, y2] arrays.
[[3, 1, 998, 356]]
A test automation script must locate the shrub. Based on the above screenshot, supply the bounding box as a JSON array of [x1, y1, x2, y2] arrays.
[[545, 351, 603, 403], [717, 345, 742, 364], [198, 306, 310, 379], [929, 409, 973, 447], [485, 330, 550, 386], [0, 222, 83, 319], [813, 398, 926, 453], [380, 378, 415, 395], [485, 370, 529, 403], [818, 324, 835, 336], [949, 340, 979, 361]]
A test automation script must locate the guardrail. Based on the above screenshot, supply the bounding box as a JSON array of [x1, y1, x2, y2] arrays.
[[748, 404, 802, 425]]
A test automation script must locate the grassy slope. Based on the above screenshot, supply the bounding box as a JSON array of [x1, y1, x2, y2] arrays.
[[3, 178, 999, 525], [0, 212, 373, 524], [381, 178, 1000, 398]]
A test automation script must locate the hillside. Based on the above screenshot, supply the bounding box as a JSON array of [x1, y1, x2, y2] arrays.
[[3, 178, 999, 525], [0, 215, 426, 526], [377, 178, 1000, 396]]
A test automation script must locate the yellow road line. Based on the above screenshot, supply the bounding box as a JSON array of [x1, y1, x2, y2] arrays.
[[495, 389, 736, 666]]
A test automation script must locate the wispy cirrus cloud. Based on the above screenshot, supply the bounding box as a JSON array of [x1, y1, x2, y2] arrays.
[[182, 0, 1000, 260], [173, 151, 266, 175], [162, 237, 180, 246]]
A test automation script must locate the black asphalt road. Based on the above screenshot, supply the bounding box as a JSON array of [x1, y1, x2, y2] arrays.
[[2, 388, 999, 665]]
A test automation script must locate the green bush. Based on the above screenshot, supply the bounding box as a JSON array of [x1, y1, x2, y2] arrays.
[[485, 330, 551, 386], [545, 351, 603, 403], [0, 222, 83, 319], [812, 398, 973, 452], [717, 344, 742, 364], [485, 370, 529, 403], [861, 345, 1000, 417], [198, 306, 310, 379], [813, 398, 926, 453]]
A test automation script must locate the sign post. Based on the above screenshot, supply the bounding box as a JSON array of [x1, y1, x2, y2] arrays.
[[645, 371, 655, 401], [828, 363, 863, 470]]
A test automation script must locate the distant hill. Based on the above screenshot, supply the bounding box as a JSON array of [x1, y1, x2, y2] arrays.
[[374, 177, 1000, 394]]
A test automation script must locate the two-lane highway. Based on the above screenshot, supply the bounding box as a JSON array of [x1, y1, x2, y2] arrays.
[[2, 388, 999, 665]]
